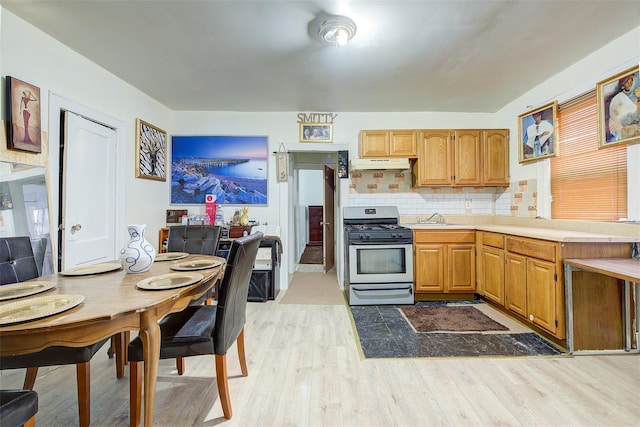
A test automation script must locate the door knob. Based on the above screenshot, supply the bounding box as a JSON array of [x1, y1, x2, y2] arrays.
[[71, 224, 82, 234]]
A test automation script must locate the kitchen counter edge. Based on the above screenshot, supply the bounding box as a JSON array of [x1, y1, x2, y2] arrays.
[[403, 223, 640, 243]]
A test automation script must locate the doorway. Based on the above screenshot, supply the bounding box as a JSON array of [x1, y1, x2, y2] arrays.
[[48, 94, 125, 271], [291, 152, 337, 273]]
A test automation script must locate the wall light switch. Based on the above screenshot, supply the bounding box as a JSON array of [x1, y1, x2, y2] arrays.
[[465, 200, 472, 209]]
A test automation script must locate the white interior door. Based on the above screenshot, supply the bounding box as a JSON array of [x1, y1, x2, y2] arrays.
[[61, 111, 117, 269]]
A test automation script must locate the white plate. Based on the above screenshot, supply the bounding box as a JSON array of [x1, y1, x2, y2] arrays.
[[170, 259, 223, 271], [154, 252, 189, 262], [136, 272, 204, 290], [0, 281, 56, 301], [0, 294, 84, 326], [60, 262, 122, 276]]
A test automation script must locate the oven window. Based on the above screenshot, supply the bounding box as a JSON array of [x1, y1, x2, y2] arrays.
[[356, 247, 407, 275]]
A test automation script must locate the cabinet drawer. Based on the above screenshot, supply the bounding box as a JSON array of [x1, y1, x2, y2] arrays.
[[414, 231, 475, 244], [506, 237, 557, 262], [480, 232, 503, 249]]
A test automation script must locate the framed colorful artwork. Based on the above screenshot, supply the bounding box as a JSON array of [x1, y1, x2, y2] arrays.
[[171, 135, 268, 205]]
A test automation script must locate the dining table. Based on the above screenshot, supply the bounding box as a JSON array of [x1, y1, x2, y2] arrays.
[[0, 253, 226, 427]]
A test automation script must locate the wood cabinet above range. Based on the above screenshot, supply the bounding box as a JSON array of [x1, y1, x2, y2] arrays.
[[359, 130, 417, 158]]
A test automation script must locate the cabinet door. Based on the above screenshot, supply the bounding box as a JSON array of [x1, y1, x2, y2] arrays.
[[415, 244, 445, 291], [527, 258, 558, 335], [416, 130, 452, 186], [447, 244, 476, 291], [389, 130, 417, 157], [505, 253, 527, 317], [480, 246, 504, 304], [453, 130, 481, 185], [360, 130, 389, 157], [483, 129, 509, 186]]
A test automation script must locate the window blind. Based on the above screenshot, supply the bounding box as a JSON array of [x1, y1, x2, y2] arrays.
[[551, 90, 627, 221]]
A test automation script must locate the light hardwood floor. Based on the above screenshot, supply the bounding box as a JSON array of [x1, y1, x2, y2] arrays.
[[2, 276, 639, 426]]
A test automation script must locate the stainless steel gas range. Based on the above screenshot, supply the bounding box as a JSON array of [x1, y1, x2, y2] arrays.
[[343, 206, 414, 305]]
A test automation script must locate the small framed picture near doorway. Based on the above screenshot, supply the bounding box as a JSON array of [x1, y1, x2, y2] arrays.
[[518, 101, 558, 163], [5, 76, 42, 153], [299, 123, 333, 142]]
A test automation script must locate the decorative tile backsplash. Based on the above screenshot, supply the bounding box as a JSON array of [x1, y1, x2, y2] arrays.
[[347, 170, 535, 217]]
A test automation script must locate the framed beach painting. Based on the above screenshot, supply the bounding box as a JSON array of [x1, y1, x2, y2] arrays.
[[596, 66, 640, 148], [135, 118, 167, 181], [171, 135, 268, 205], [518, 101, 558, 163], [5, 77, 42, 153], [299, 123, 333, 142]]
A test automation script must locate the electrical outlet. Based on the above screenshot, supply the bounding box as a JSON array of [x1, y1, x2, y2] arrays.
[[465, 199, 472, 209]]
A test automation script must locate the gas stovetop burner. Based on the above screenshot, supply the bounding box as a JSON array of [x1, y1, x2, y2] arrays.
[[345, 223, 413, 244], [347, 223, 409, 232]]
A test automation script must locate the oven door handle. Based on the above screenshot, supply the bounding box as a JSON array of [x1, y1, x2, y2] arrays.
[[352, 287, 413, 296], [348, 240, 413, 246]]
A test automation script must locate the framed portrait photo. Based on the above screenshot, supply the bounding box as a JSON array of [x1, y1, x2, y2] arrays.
[[596, 66, 640, 148], [299, 123, 333, 142], [518, 101, 558, 163], [5, 76, 42, 153], [135, 118, 167, 181]]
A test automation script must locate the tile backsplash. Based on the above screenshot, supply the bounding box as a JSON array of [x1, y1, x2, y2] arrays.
[[347, 170, 535, 217]]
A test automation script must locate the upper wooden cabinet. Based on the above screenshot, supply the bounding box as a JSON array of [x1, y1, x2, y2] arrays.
[[415, 129, 509, 187], [360, 130, 417, 158], [483, 129, 510, 186], [415, 130, 452, 185]]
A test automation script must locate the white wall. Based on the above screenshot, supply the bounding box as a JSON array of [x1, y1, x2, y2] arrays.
[[0, 9, 173, 254], [495, 27, 640, 220]]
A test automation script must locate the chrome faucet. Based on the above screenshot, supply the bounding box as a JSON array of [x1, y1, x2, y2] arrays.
[[425, 212, 445, 224]]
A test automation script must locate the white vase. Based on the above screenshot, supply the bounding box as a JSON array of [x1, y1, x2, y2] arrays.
[[119, 224, 156, 273]]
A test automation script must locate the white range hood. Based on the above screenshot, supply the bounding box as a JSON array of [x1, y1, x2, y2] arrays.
[[349, 158, 411, 171]]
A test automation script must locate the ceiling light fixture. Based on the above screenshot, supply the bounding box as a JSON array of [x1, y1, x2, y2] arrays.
[[311, 14, 357, 47]]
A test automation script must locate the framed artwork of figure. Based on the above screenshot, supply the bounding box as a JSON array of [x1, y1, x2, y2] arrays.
[[5, 77, 42, 153], [518, 101, 558, 163], [596, 66, 640, 148]]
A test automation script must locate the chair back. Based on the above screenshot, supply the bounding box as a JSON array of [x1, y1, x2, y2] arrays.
[[213, 232, 263, 355], [0, 237, 40, 285], [0, 389, 38, 427], [167, 225, 221, 255]]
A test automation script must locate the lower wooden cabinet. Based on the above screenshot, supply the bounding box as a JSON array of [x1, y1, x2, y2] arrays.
[[480, 245, 505, 305], [504, 236, 562, 336], [505, 253, 527, 317], [414, 231, 475, 294]]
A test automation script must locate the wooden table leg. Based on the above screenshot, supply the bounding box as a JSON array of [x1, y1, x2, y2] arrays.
[[139, 310, 160, 427]]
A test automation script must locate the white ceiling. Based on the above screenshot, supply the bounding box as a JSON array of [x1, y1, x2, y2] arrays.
[[3, 1, 639, 113]]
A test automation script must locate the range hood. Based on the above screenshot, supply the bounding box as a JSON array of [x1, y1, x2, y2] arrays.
[[349, 158, 411, 171]]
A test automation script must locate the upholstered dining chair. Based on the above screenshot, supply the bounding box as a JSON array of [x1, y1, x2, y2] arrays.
[[0, 236, 111, 427], [167, 225, 222, 305], [166, 225, 222, 255], [127, 232, 263, 425], [108, 225, 224, 375], [0, 389, 38, 427]]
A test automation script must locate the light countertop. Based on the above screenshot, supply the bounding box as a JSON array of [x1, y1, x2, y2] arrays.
[[402, 219, 640, 243]]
